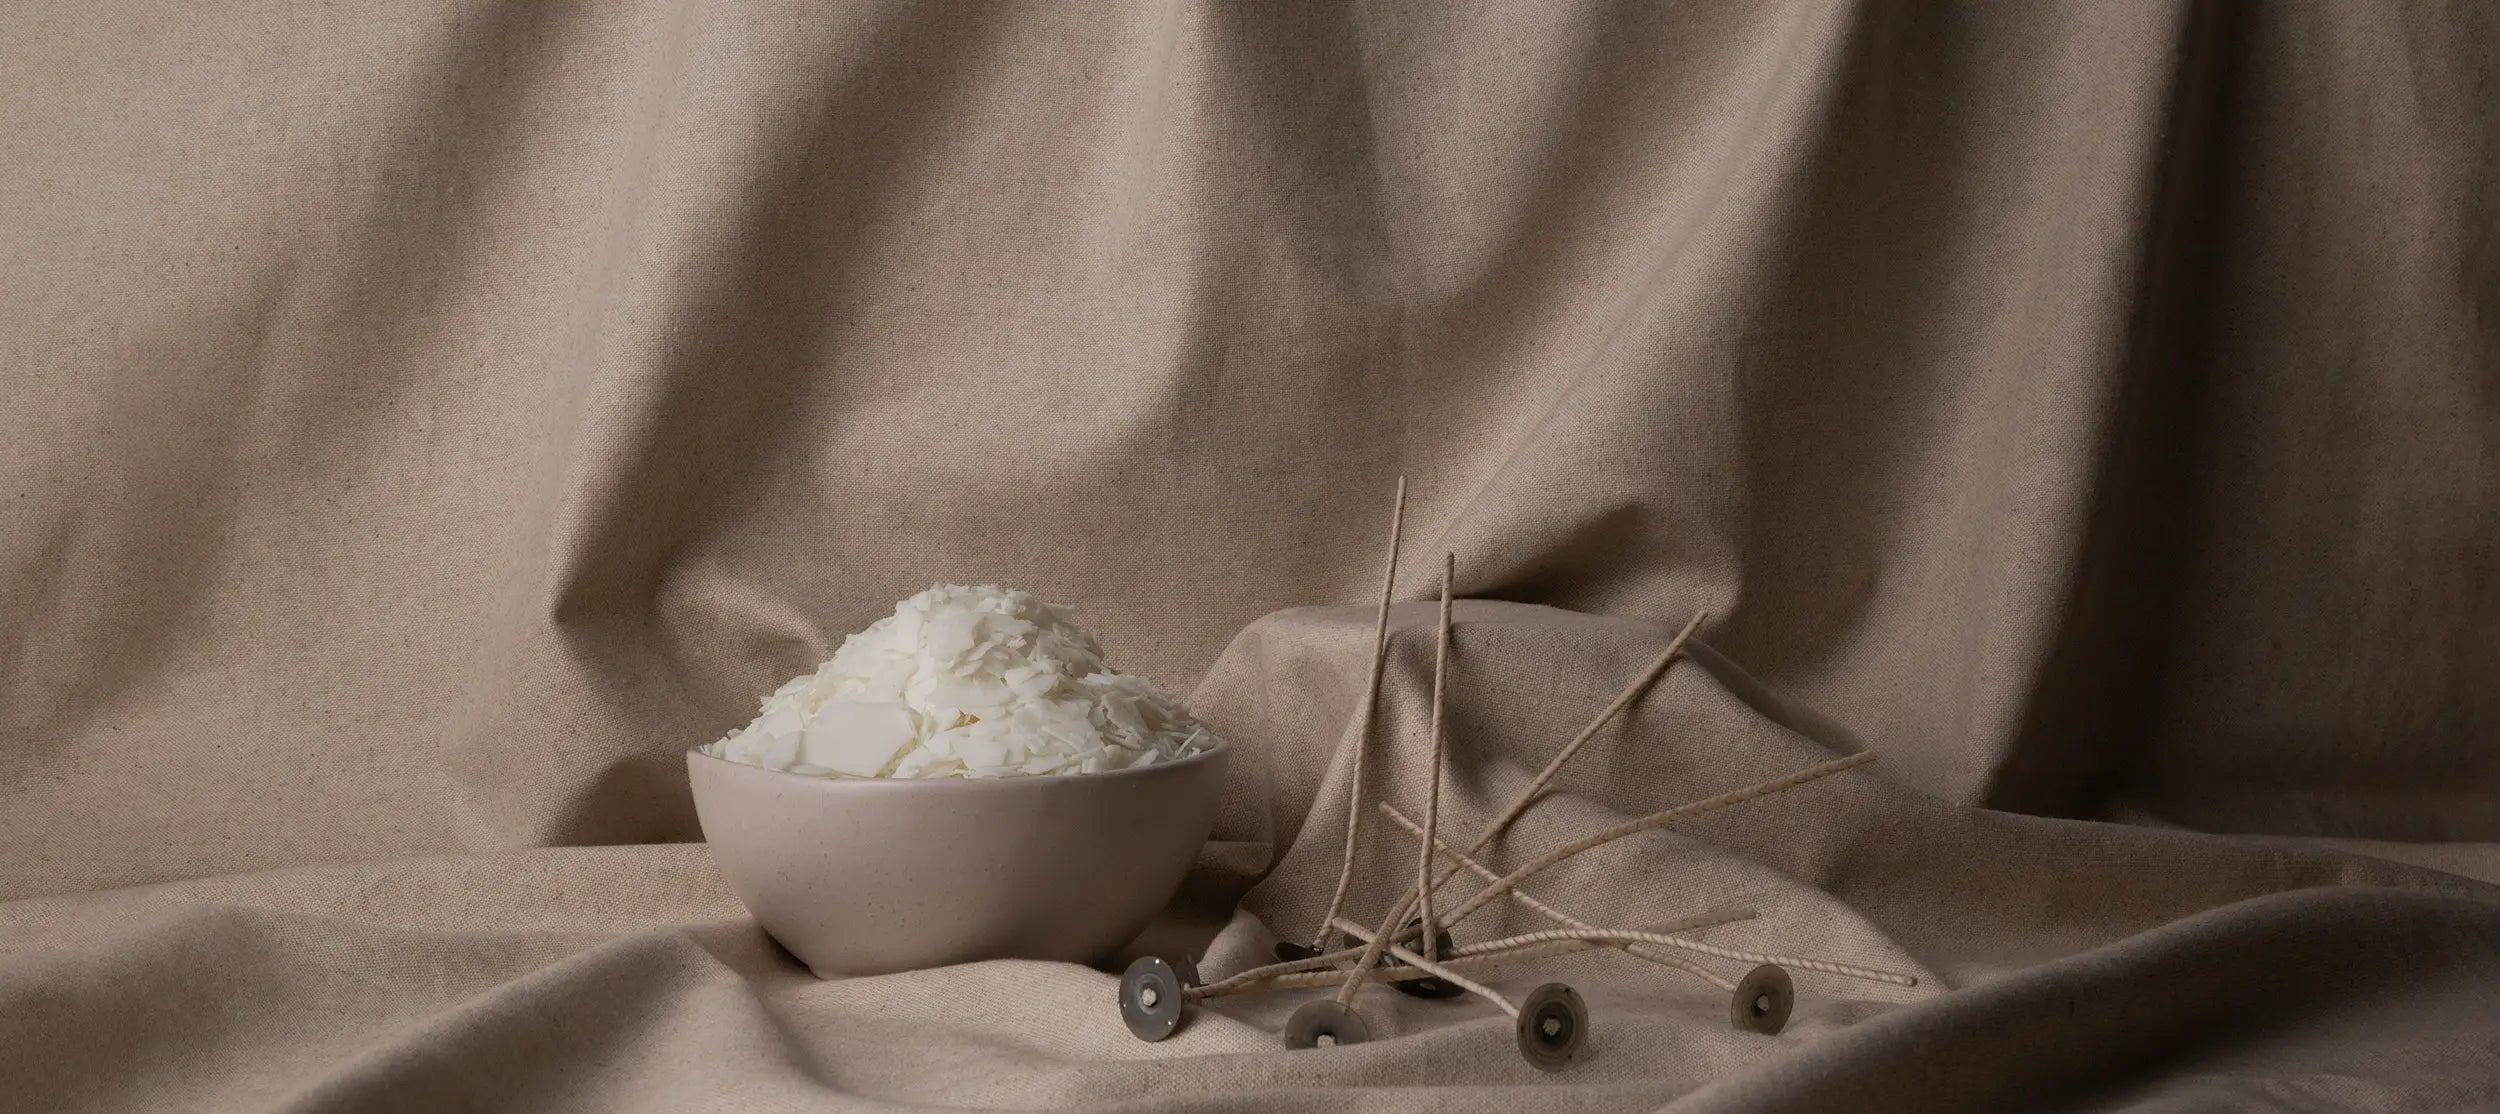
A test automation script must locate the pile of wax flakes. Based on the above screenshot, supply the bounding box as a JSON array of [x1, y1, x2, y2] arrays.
[[704, 584, 1214, 778]]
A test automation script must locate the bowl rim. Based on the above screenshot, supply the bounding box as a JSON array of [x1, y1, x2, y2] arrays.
[[687, 733, 1230, 791]]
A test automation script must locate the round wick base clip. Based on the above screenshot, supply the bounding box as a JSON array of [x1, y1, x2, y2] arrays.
[[1284, 1000, 1372, 1050], [1389, 924, 1466, 1000], [1515, 982, 1589, 1071], [1119, 955, 1200, 1042], [1273, 940, 1324, 963], [1730, 963, 1793, 1035]]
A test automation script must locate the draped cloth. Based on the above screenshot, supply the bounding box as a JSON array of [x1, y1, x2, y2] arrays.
[[4, 2, 2495, 1109]]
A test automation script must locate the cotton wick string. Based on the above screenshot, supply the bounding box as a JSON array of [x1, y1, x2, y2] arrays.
[[1433, 751, 1879, 935], [1379, 801, 1748, 992], [1476, 610, 1710, 852], [1192, 943, 1376, 999], [1195, 939, 1604, 999], [1398, 608, 1715, 942], [1416, 552, 1454, 963], [1219, 753, 1882, 1004], [1331, 918, 1518, 1018], [1451, 926, 1919, 988], [1194, 935, 1561, 1001], [1333, 611, 1708, 1007], [1196, 901, 1749, 1001], [1380, 801, 1756, 939], [1417, 752, 1908, 994], [1311, 476, 1406, 949]]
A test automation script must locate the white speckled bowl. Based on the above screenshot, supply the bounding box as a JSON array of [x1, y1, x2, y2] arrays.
[[688, 740, 1229, 978]]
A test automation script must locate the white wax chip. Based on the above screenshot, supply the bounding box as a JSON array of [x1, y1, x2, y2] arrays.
[[754, 705, 805, 739], [707, 584, 1220, 779], [953, 726, 1023, 771], [800, 701, 918, 778], [754, 730, 801, 771], [890, 748, 950, 778]]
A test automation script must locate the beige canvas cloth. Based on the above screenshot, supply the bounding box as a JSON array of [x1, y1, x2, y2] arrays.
[[4, 2, 2496, 1110]]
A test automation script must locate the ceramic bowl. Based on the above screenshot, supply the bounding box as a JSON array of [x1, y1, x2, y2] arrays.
[[688, 740, 1230, 978]]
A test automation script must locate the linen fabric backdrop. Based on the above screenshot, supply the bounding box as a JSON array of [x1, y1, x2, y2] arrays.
[[4, 1, 2496, 1110]]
